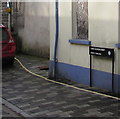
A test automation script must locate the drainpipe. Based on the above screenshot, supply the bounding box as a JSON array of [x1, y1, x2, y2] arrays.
[[53, 0, 59, 79], [7, 0, 11, 31]]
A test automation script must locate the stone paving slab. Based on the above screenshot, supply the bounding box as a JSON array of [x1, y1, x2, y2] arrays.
[[2, 54, 120, 118]]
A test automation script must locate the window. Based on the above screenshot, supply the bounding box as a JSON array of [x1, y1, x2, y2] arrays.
[[72, 1, 88, 40]]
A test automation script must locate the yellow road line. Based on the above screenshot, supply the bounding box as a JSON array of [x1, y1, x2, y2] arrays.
[[15, 57, 120, 101]]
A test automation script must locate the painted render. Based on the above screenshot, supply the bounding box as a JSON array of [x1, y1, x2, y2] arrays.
[[49, 1, 120, 93], [17, 2, 50, 58]]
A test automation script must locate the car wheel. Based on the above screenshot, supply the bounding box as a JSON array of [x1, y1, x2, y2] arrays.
[[9, 58, 15, 65]]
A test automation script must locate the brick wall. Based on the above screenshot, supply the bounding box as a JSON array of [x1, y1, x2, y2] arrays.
[[0, 1, 2, 24], [0, 2, 9, 27]]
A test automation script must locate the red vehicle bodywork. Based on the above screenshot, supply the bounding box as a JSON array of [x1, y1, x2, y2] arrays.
[[0, 25, 16, 62]]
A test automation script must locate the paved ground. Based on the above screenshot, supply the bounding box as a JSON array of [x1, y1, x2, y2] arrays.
[[2, 104, 24, 118], [0, 93, 24, 118], [2, 54, 120, 118]]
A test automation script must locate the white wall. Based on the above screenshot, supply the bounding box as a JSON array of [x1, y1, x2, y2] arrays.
[[50, 1, 72, 63], [50, 2, 55, 60], [18, 2, 50, 57], [118, 49, 120, 75], [89, 2, 119, 74], [50, 1, 90, 68], [89, 2, 119, 47], [50, 1, 119, 74]]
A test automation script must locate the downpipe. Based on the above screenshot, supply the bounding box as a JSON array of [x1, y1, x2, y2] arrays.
[[53, 0, 59, 79]]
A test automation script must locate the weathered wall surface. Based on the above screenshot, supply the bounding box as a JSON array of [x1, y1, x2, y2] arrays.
[[0, 2, 8, 27], [17, 2, 50, 58]]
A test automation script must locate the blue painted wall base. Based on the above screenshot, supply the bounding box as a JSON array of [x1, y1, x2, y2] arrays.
[[49, 61, 120, 94]]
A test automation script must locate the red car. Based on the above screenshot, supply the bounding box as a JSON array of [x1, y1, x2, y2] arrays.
[[0, 24, 16, 64]]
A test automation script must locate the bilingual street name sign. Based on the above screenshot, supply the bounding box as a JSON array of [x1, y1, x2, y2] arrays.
[[89, 46, 114, 58]]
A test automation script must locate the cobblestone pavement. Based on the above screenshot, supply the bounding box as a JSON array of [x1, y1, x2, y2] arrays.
[[2, 54, 120, 118]]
